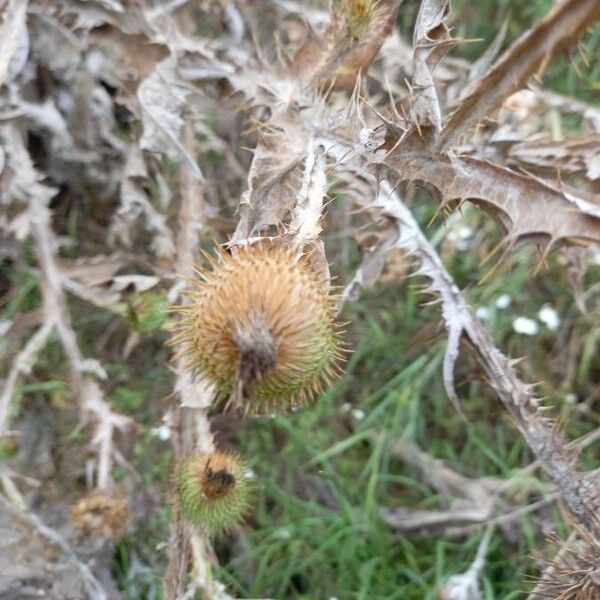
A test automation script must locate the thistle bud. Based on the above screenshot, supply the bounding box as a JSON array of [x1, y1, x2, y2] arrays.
[[175, 452, 253, 532]]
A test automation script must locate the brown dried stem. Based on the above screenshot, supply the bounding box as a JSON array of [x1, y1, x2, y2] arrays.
[[164, 121, 232, 600]]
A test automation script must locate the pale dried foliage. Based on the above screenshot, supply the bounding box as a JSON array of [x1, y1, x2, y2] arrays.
[[0, 0, 599, 598]]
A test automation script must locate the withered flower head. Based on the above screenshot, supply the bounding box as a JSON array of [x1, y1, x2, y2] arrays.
[[530, 527, 600, 600], [171, 243, 345, 414], [70, 492, 130, 538], [176, 452, 253, 532]]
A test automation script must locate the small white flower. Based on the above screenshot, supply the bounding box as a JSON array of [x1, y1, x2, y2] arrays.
[[244, 468, 255, 480], [152, 425, 171, 441], [476, 307, 490, 320], [512, 316, 539, 336], [495, 294, 512, 309], [447, 225, 473, 251], [565, 393, 577, 404], [538, 305, 560, 331], [340, 402, 352, 413], [351, 408, 365, 421], [458, 225, 473, 240]]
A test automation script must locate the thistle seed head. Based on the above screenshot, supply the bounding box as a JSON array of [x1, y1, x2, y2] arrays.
[[530, 528, 600, 600], [171, 243, 345, 414]]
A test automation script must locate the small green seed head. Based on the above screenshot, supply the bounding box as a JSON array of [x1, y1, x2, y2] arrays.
[[126, 290, 169, 334], [176, 452, 253, 532], [344, 0, 377, 39]]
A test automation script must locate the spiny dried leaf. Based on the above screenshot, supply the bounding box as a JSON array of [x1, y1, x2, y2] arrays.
[[384, 133, 600, 248], [232, 112, 308, 242], [440, 0, 600, 149], [410, 0, 454, 131]]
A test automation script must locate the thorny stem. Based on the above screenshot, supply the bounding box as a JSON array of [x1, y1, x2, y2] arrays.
[[0, 321, 53, 435], [3, 125, 130, 491], [349, 169, 600, 533], [165, 121, 233, 600], [29, 199, 131, 490]]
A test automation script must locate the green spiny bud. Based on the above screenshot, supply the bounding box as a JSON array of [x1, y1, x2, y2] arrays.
[[127, 290, 169, 334], [176, 452, 253, 532]]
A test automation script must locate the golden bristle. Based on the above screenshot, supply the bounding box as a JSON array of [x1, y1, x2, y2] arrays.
[[70, 492, 130, 538]]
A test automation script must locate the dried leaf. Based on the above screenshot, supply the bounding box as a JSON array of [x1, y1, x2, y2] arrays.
[[56, 254, 126, 287], [440, 0, 600, 149], [232, 112, 307, 242], [110, 145, 175, 258], [384, 133, 600, 248], [0, 0, 29, 86], [138, 57, 203, 179], [509, 136, 600, 181], [410, 0, 453, 131]]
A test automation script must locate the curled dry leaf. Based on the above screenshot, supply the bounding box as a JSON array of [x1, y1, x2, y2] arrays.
[[410, 0, 453, 131], [232, 111, 308, 242], [440, 0, 600, 149]]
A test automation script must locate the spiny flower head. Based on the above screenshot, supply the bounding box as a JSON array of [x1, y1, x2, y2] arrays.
[[176, 452, 253, 532], [171, 243, 345, 414]]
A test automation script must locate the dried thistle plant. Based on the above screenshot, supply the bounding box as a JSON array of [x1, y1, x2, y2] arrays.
[[0, 0, 599, 597]]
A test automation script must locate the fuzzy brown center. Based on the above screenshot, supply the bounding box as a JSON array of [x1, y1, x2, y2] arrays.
[[201, 462, 236, 500], [233, 312, 278, 400]]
